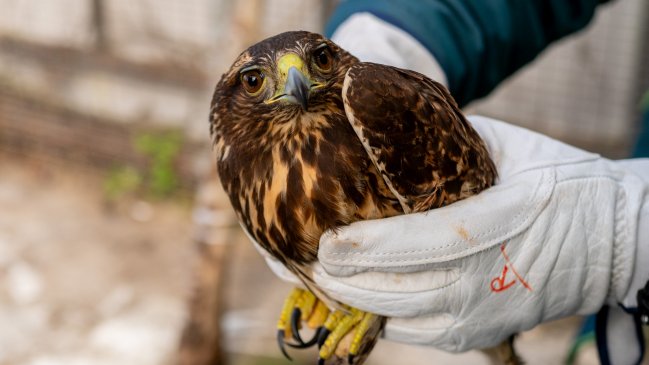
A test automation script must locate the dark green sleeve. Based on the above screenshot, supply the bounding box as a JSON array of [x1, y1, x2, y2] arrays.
[[633, 91, 649, 157], [325, 0, 608, 106]]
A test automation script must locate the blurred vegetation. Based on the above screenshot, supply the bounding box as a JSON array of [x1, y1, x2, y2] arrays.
[[103, 166, 143, 200], [103, 130, 184, 200], [134, 131, 183, 197]]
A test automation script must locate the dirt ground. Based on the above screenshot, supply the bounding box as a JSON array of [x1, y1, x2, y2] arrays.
[[0, 156, 636, 365], [0, 157, 194, 365]]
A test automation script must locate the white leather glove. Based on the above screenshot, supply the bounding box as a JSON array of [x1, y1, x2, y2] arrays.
[[307, 116, 649, 353], [252, 116, 649, 354]]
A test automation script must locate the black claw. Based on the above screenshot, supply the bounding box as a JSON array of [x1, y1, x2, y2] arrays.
[[286, 309, 320, 349], [303, 326, 322, 347], [317, 327, 331, 349], [285, 341, 309, 349], [318, 357, 325, 365], [290, 308, 306, 345], [286, 326, 321, 349], [348, 354, 355, 365], [285, 340, 312, 349], [277, 330, 292, 361]]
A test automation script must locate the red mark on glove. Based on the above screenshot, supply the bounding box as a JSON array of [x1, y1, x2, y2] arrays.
[[490, 243, 532, 293]]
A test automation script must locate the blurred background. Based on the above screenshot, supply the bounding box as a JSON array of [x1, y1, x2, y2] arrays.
[[0, 1, 647, 365]]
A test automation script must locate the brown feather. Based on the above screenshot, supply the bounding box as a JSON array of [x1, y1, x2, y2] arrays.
[[342, 63, 496, 213]]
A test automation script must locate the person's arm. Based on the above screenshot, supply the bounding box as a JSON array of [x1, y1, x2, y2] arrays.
[[633, 91, 649, 158], [326, 0, 609, 106]]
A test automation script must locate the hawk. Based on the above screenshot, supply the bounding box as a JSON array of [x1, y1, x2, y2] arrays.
[[210, 31, 519, 364]]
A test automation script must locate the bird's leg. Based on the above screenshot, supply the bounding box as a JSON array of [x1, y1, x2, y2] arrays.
[[482, 335, 523, 365], [277, 288, 330, 359], [276, 288, 384, 364]]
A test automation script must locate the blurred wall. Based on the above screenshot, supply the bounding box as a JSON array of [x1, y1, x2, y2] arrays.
[[468, 0, 649, 158], [0, 0, 327, 141], [2, 0, 645, 162], [0, 0, 332, 186], [0, 0, 216, 142]]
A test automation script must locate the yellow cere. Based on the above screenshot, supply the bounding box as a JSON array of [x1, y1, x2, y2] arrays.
[[277, 53, 307, 80], [265, 52, 313, 105]]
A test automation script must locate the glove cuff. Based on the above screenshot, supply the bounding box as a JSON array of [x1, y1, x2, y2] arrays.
[[330, 13, 447, 86], [610, 165, 649, 306]]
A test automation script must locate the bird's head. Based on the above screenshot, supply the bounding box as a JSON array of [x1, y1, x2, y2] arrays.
[[210, 31, 358, 147]]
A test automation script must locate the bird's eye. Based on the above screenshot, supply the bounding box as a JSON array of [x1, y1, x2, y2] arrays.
[[314, 46, 333, 72], [240, 70, 265, 94]]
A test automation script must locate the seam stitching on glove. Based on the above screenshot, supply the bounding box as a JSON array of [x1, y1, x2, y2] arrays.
[[511, 156, 600, 178], [318, 268, 461, 294], [611, 185, 628, 302], [555, 174, 624, 185], [321, 169, 555, 263]]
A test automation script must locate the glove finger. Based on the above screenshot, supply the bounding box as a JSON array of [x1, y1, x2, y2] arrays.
[[384, 316, 458, 352], [313, 263, 459, 317], [318, 168, 553, 277], [386, 316, 517, 353]]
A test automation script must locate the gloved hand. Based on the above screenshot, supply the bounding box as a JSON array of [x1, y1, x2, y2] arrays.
[[253, 115, 649, 352], [306, 116, 649, 352]]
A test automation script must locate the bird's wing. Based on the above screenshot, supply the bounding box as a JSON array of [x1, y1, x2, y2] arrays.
[[342, 62, 486, 214]]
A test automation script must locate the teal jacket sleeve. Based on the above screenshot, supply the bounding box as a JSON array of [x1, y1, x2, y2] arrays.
[[634, 91, 649, 157], [325, 0, 608, 106]]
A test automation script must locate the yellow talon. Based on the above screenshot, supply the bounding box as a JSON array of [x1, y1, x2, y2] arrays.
[[349, 312, 376, 356], [297, 289, 317, 322], [319, 308, 363, 361], [277, 287, 305, 338], [277, 288, 383, 364], [308, 299, 330, 328], [323, 309, 345, 331]]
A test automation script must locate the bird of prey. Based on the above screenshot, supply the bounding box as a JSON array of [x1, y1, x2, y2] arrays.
[[210, 31, 520, 365]]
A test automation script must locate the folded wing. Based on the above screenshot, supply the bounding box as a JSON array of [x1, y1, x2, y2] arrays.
[[342, 62, 497, 213]]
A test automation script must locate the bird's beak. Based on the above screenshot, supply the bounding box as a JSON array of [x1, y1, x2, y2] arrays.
[[283, 66, 310, 110], [266, 53, 322, 111]]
